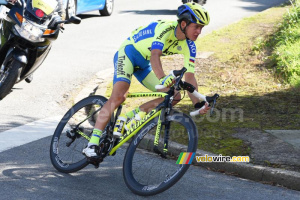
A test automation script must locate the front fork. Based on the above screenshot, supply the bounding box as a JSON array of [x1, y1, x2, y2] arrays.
[[153, 108, 170, 158]]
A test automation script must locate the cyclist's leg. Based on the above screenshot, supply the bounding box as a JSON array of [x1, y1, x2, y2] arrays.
[[83, 44, 134, 157], [134, 69, 181, 113]]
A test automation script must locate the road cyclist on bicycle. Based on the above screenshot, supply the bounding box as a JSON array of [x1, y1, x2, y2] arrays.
[[83, 3, 211, 158]]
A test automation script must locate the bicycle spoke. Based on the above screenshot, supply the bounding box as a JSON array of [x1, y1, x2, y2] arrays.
[[50, 96, 108, 173], [123, 111, 198, 195]]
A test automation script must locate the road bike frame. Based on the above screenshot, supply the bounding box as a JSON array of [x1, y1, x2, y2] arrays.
[[110, 92, 169, 155], [75, 91, 171, 157], [73, 67, 219, 161]]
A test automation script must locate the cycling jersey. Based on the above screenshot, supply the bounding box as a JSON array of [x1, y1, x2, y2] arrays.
[[129, 20, 196, 72], [113, 20, 197, 91]]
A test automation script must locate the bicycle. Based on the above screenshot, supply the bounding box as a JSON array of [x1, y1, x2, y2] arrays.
[[50, 67, 219, 196]]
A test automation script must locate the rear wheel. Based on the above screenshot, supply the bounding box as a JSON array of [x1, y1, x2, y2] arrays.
[[100, 0, 114, 16], [50, 95, 108, 173], [123, 111, 198, 196], [0, 59, 23, 100]]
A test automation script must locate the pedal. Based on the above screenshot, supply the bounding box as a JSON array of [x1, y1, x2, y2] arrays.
[[87, 156, 103, 169]]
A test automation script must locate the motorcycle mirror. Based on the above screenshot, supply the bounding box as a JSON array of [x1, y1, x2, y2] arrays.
[[68, 16, 81, 24]]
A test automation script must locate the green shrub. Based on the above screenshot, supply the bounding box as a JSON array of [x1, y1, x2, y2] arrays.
[[271, 0, 300, 86]]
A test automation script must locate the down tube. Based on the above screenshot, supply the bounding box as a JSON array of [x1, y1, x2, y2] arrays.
[[109, 110, 161, 155]]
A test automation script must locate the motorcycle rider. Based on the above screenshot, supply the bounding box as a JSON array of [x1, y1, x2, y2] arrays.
[[6, 0, 65, 19], [5, 0, 65, 82]]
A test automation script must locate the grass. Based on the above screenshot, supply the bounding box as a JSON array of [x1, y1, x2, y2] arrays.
[[101, 2, 300, 157], [261, 0, 300, 87]]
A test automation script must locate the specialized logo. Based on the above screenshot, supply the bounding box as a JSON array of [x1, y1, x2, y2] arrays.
[[129, 109, 156, 133], [128, 93, 165, 97], [120, 109, 157, 142]]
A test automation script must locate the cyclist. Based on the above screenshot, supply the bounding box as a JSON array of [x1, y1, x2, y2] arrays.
[[83, 3, 211, 157]]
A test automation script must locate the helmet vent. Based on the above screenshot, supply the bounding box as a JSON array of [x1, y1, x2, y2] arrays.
[[195, 9, 205, 21]]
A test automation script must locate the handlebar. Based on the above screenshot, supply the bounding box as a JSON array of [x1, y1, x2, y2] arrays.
[[156, 67, 220, 116]]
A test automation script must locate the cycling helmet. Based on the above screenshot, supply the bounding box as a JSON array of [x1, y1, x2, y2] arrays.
[[177, 3, 210, 26]]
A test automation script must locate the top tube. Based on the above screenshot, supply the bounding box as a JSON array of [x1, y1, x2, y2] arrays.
[[127, 92, 168, 98]]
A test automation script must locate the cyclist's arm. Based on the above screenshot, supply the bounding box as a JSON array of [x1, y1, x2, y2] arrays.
[[150, 49, 165, 80], [184, 72, 199, 105], [185, 72, 210, 114]]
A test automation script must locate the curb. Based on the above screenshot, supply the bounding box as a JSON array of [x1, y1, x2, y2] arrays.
[[73, 69, 300, 192], [137, 135, 300, 191]]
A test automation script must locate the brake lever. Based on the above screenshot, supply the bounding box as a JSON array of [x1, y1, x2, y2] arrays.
[[175, 78, 182, 90], [206, 94, 219, 115], [210, 98, 216, 115]]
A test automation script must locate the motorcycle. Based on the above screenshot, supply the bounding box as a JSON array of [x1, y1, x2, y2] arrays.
[[0, 0, 81, 100]]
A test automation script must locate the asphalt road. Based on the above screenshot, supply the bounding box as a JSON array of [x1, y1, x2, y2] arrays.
[[1, 137, 300, 200], [0, 0, 289, 131], [1, 0, 298, 199]]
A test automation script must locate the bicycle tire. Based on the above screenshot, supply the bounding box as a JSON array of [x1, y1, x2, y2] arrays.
[[123, 110, 198, 196], [50, 95, 108, 173]]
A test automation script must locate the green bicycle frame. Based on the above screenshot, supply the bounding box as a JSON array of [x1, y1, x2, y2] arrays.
[[109, 92, 168, 155], [76, 92, 169, 156]]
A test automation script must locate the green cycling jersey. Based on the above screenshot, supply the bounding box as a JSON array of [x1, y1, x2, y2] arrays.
[[127, 20, 197, 73]]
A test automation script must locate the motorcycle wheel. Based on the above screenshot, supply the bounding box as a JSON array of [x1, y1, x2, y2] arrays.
[[66, 0, 76, 20], [0, 59, 23, 100]]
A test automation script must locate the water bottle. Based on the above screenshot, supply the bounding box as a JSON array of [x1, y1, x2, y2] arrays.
[[113, 114, 127, 137], [125, 111, 146, 131]]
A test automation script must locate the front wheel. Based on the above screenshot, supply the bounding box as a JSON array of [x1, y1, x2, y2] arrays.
[[66, 0, 76, 19], [123, 111, 198, 196], [100, 0, 114, 16], [50, 95, 107, 173], [0, 59, 23, 100]]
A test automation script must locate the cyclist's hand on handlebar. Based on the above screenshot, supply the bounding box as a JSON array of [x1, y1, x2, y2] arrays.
[[159, 74, 175, 88], [194, 101, 210, 115]]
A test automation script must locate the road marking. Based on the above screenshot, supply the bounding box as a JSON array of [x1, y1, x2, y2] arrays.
[[0, 116, 62, 153]]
